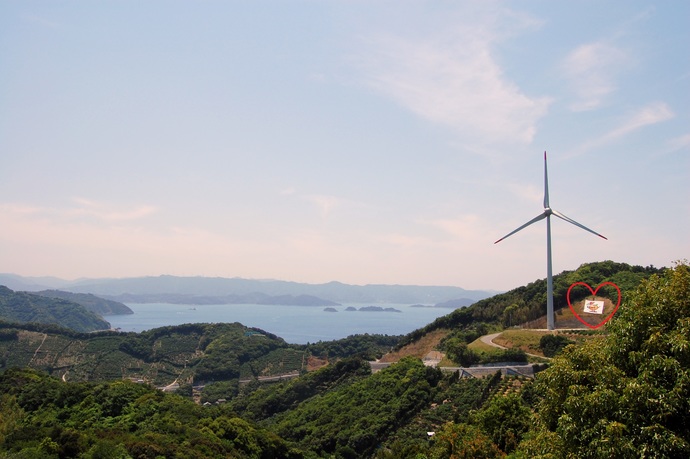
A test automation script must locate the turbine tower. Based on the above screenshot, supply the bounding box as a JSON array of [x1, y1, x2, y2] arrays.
[[494, 152, 607, 330]]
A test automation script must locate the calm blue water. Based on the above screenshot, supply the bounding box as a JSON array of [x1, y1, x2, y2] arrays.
[[104, 303, 453, 344]]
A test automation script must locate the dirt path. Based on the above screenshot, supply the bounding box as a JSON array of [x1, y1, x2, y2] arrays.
[[28, 333, 47, 366]]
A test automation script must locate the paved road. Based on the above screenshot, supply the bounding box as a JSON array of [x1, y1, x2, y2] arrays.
[[480, 333, 507, 349], [479, 332, 551, 360]]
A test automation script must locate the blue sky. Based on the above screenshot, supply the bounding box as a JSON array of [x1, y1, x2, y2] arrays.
[[1, 1, 688, 291]]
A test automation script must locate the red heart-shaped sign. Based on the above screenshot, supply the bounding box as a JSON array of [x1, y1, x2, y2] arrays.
[[566, 281, 621, 329]]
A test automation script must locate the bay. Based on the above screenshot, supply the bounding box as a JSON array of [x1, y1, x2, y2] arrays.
[[104, 303, 454, 344]]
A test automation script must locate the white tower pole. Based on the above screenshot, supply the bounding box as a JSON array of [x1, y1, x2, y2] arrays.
[[495, 152, 606, 331], [546, 212, 554, 330]]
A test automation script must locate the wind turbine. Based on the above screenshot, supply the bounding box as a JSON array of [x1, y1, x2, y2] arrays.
[[494, 151, 607, 330]]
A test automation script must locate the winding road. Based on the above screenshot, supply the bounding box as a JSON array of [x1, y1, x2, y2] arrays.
[[480, 333, 507, 349], [479, 332, 550, 360]]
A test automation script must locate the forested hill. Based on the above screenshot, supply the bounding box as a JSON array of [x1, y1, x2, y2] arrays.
[[0, 262, 687, 458], [32, 290, 133, 315], [0, 286, 111, 333], [397, 260, 662, 348], [0, 320, 397, 398]]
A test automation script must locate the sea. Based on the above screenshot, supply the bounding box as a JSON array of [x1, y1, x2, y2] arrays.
[[104, 303, 454, 344]]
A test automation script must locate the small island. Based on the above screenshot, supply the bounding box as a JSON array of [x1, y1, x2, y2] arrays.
[[342, 306, 402, 312], [323, 307, 338, 313], [358, 306, 402, 313]]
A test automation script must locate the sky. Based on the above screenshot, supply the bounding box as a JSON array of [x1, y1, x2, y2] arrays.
[[1, 1, 688, 291]]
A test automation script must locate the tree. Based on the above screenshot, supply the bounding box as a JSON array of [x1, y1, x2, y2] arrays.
[[517, 262, 690, 458], [538, 334, 573, 358], [430, 423, 503, 459], [473, 393, 530, 453], [444, 339, 480, 367], [0, 394, 24, 445]]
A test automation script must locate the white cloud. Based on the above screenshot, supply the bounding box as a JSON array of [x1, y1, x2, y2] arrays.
[[304, 194, 339, 218], [561, 42, 630, 111], [24, 14, 64, 30], [70, 198, 158, 222], [0, 199, 157, 227], [353, 11, 551, 148], [667, 134, 690, 152], [567, 102, 675, 157], [604, 102, 675, 139], [504, 182, 542, 206]]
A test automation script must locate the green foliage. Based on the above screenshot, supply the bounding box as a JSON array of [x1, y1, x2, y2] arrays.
[[231, 357, 371, 421], [473, 393, 530, 453], [240, 348, 306, 380], [0, 329, 18, 342], [299, 333, 401, 360], [0, 322, 295, 388], [443, 339, 480, 367], [200, 380, 239, 404], [0, 286, 110, 333], [479, 348, 528, 364], [195, 328, 282, 381], [271, 357, 442, 457], [517, 262, 690, 458], [439, 323, 491, 366], [0, 260, 676, 459], [539, 334, 574, 358], [404, 261, 662, 339], [0, 368, 303, 459], [32, 290, 133, 316], [429, 422, 503, 458]]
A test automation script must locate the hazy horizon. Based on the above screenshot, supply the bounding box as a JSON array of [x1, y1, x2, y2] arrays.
[[2, 2, 688, 291], [3, 271, 500, 291]]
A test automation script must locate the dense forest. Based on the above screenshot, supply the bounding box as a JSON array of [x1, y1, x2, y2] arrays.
[[0, 287, 111, 333], [0, 260, 687, 458], [31, 290, 133, 316]]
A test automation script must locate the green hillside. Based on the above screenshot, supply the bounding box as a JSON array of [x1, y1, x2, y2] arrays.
[[0, 261, 687, 458], [0, 322, 288, 389], [0, 320, 397, 402], [394, 261, 662, 362], [0, 286, 111, 333], [32, 290, 133, 315]]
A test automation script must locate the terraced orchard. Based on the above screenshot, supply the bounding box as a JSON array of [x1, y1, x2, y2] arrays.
[[0, 322, 305, 391]]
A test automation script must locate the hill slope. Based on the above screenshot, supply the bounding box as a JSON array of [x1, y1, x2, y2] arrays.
[[32, 289, 133, 315], [0, 286, 111, 333], [0, 261, 685, 459]]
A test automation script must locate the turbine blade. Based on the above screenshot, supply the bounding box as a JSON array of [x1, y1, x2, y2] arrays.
[[494, 212, 547, 244], [543, 151, 550, 209], [551, 209, 608, 240]]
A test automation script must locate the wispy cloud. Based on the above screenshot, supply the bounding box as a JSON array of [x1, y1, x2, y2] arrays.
[[1, 199, 158, 224], [603, 102, 675, 139], [667, 134, 690, 152], [427, 214, 495, 244], [561, 41, 630, 111], [284, 189, 365, 219], [70, 198, 158, 222], [24, 14, 65, 30], [352, 8, 551, 149], [304, 194, 340, 218], [567, 102, 675, 157]]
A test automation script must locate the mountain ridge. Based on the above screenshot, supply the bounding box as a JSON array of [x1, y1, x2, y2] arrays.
[[0, 273, 495, 304]]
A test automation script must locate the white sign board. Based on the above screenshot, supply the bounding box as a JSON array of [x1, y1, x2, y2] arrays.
[[583, 300, 604, 314]]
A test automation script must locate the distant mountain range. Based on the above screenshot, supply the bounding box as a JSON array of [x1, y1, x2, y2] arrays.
[[0, 273, 496, 306]]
